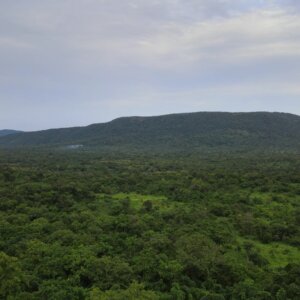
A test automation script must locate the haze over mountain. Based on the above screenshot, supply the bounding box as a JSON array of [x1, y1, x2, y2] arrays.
[[0, 112, 299, 152], [0, 130, 22, 137]]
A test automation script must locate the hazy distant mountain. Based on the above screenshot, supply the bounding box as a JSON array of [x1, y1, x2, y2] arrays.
[[0, 129, 22, 137], [0, 112, 299, 152]]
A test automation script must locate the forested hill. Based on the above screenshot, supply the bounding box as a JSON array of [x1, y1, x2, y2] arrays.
[[0, 129, 22, 137], [0, 112, 300, 151]]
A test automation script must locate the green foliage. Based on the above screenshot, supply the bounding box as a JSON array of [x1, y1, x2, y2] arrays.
[[0, 150, 299, 299], [89, 282, 160, 300], [0, 252, 24, 299]]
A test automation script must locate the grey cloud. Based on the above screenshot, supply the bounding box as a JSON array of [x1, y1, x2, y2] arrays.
[[0, 0, 300, 130]]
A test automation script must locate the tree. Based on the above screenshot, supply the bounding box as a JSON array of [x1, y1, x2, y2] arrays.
[[176, 233, 220, 281], [0, 252, 24, 299], [89, 282, 160, 300]]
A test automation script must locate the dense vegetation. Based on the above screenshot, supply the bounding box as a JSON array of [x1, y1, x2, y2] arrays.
[[1, 112, 300, 152], [0, 149, 299, 299]]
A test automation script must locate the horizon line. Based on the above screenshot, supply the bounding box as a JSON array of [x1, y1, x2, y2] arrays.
[[1, 110, 299, 133]]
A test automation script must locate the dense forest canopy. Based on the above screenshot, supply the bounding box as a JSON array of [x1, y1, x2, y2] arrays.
[[0, 148, 299, 299]]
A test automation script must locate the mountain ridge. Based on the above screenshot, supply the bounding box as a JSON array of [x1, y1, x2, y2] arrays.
[[0, 129, 22, 137], [0, 111, 299, 152]]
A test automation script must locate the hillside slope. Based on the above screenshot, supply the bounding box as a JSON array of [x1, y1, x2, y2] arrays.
[[0, 129, 22, 137], [0, 112, 299, 151]]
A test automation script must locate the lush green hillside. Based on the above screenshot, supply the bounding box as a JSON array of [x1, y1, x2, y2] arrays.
[[0, 112, 299, 152], [0, 129, 22, 137]]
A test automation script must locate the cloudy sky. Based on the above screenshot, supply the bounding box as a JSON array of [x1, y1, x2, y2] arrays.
[[1, 0, 300, 130]]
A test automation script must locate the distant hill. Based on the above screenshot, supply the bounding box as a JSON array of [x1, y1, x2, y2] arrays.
[[0, 112, 299, 152], [0, 129, 22, 137]]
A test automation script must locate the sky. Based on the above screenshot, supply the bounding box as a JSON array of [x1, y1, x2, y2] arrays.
[[1, 0, 300, 131]]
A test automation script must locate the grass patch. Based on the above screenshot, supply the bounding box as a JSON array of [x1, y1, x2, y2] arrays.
[[250, 192, 297, 220], [254, 241, 300, 268], [238, 236, 300, 268]]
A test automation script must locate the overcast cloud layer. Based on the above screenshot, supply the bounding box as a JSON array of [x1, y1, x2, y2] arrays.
[[1, 0, 300, 130]]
